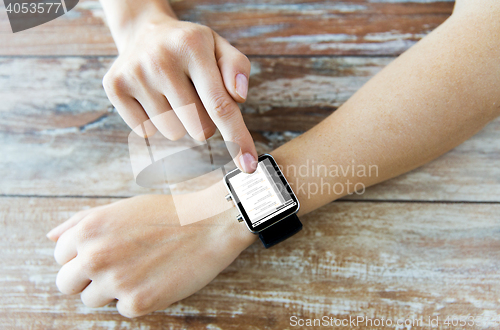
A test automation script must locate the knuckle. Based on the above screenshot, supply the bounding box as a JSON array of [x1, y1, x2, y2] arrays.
[[80, 290, 99, 308], [75, 215, 101, 243], [55, 271, 68, 294], [55, 266, 81, 295], [102, 71, 127, 99], [173, 25, 211, 54], [109, 271, 126, 290], [237, 52, 251, 69], [196, 124, 216, 141], [72, 209, 88, 219], [109, 271, 133, 295], [143, 46, 163, 66], [119, 292, 152, 318], [117, 301, 138, 318], [79, 245, 105, 276], [80, 294, 91, 307], [81, 297, 99, 309], [53, 235, 70, 265], [126, 64, 146, 84], [210, 92, 237, 120], [141, 47, 174, 79], [130, 291, 153, 315]]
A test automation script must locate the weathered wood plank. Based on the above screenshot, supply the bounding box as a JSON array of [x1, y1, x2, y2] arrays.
[[0, 0, 454, 56], [0, 56, 384, 133], [1, 197, 499, 329], [1, 56, 499, 200]]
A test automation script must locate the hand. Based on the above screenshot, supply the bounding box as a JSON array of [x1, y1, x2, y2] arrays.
[[102, 11, 258, 173], [46, 190, 256, 318]]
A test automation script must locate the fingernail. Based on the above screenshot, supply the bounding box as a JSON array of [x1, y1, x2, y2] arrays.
[[239, 153, 257, 173], [235, 73, 248, 100]]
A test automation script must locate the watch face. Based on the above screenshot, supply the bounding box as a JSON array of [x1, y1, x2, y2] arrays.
[[224, 154, 300, 233]]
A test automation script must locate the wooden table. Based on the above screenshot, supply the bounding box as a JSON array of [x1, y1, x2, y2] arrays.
[[2, 0, 500, 329]]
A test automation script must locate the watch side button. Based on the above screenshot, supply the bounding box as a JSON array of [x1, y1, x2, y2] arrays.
[[225, 194, 232, 202], [236, 214, 243, 222]]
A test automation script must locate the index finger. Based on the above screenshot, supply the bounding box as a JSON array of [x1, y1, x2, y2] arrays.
[[188, 58, 258, 173]]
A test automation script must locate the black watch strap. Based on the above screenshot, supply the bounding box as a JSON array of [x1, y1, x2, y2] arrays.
[[258, 214, 302, 248]]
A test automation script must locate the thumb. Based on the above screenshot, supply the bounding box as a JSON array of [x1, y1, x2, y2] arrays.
[[46, 205, 107, 242], [214, 33, 251, 103]]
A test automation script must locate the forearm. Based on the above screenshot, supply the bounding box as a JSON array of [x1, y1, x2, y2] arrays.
[[99, 0, 177, 52], [51, 1, 500, 315], [271, 5, 500, 215]]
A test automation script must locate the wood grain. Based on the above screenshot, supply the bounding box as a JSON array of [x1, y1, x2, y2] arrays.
[[2, 1, 499, 328], [1, 197, 499, 329], [0, 0, 454, 56], [1, 56, 499, 200]]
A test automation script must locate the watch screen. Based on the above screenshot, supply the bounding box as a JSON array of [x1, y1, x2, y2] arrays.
[[226, 155, 298, 230]]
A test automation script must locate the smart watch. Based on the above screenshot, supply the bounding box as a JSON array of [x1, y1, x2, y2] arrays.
[[224, 154, 302, 248]]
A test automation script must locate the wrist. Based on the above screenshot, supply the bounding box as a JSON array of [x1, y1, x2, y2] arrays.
[[203, 180, 258, 250], [175, 178, 257, 251], [103, 1, 178, 53]]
